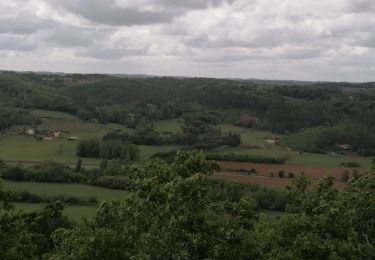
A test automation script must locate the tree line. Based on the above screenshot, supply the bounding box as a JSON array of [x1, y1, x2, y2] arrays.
[[77, 139, 139, 160]]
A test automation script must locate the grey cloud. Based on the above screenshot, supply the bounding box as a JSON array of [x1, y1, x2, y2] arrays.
[[46, 26, 111, 47], [157, 0, 237, 10], [347, 0, 375, 13], [0, 35, 37, 51], [187, 28, 319, 49], [53, 0, 171, 26], [52, 0, 237, 26], [0, 15, 53, 34], [78, 47, 145, 60], [191, 46, 323, 63]]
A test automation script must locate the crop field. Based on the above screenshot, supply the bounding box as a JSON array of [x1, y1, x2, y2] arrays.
[[217, 161, 367, 180]]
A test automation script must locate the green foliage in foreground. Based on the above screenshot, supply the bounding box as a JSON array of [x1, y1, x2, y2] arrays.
[[0, 153, 374, 259]]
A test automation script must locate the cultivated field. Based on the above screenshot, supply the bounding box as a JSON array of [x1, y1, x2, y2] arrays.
[[217, 161, 366, 180]]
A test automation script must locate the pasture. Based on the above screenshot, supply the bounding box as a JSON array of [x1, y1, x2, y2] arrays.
[[217, 124, 280, 147], [3, 181, 127, 221], [12, 203, 98, 221], [0, 110, 162, 166], [3, 181, 126, 202]]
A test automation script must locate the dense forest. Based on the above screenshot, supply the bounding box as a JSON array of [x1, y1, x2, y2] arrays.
[[1, 152, 375, 259], [1, 71, 375, 155]]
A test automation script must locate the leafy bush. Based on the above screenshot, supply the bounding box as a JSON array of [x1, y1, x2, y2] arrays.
[[340, 161, 361, 168], [77, 139, 139, 160], [0, 162, 87, 183], [209, 179, 287, 211], [8, 190, 98, 206], [91, 175, 133, 190]]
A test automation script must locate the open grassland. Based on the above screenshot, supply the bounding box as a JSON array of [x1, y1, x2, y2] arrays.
[[216, 124, 372, 168], [0, 110, 138, 166], [0, 110, 372, 169], [219, 147, 372, 168], [217, 124, 280, 147], [0, 136, 101, 166], [12, 203, 98, 221], [3, 180, 126, 221], [3, 181, 126, 202]]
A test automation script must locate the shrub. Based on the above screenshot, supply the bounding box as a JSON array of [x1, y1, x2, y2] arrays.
[[340, 161, 361, 168], [8, 190, 98, 206], [91, 176, 132, 190], [341, 171, 350, 182]]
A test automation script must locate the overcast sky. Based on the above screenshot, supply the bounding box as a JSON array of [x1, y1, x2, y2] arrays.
[[0, 0, 374, 81]]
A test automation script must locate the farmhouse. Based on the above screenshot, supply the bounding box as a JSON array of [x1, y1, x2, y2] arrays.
[[264, 137, 279, 145], [339, 144, 351, 150], [38, 130, 62, 141], [26, 128, 35, 135]]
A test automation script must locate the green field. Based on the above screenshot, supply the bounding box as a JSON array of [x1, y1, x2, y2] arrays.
[[1, 110, 372, 169], [12, 203, 98, 221], [3, 181, 126, 202], [0, 136, 101, 166], [0, 110, 164, 166], [153, 119, 182, 134], [215, 124, 372, 168], [3, 181, 127, 221], [217, 124, 280, 147]]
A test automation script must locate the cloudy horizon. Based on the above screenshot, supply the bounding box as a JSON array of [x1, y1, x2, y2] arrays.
[[0, 0, 374, 82]]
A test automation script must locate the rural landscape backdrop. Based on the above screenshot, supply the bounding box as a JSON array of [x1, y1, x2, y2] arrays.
[[1, 0, 375, 259]]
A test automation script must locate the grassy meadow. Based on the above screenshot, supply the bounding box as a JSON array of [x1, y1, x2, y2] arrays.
[[3, 181, 127, 221], [0, 109, 372, 221], [0, 109, 372, 168]]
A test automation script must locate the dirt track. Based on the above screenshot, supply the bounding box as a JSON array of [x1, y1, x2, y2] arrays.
[[217, 161, 366, 180]]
